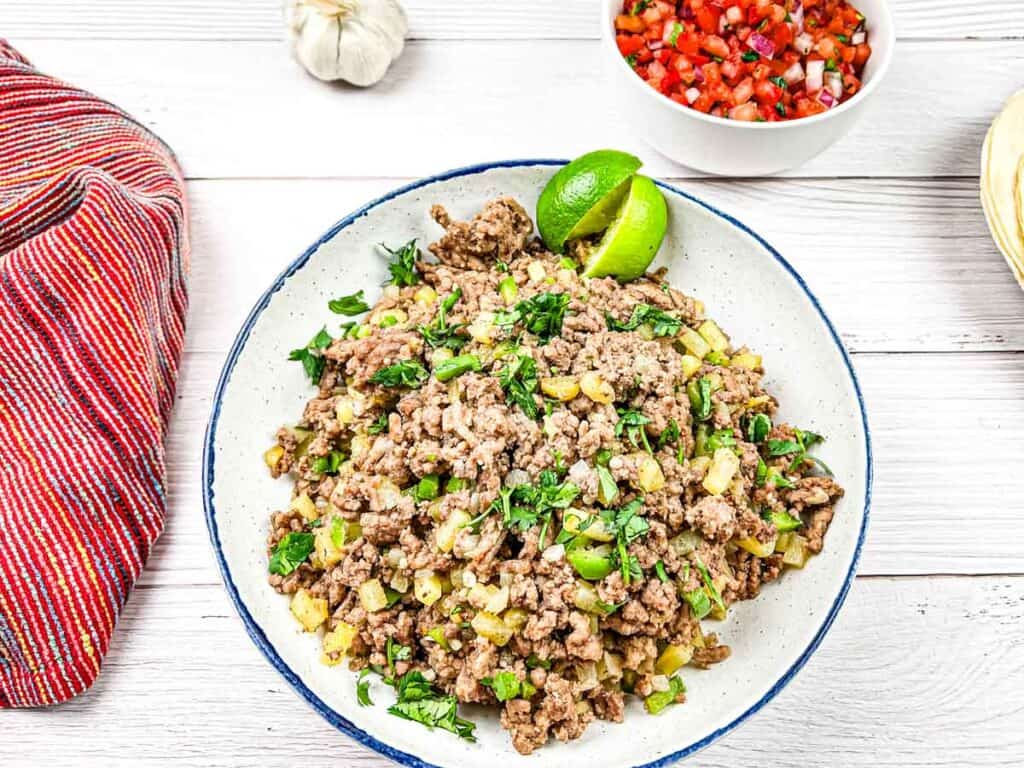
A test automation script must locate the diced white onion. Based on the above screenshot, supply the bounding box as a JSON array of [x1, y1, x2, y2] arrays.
[[791, 5, 804, 34], [825, 70, 843, 99], [648, 40, 664, 51], [542, 544, 565, 562], [806, 59, 825, 92], [504, 469, 530, 488], [852, 31, 866, 45], [651, 674, 671, 692], [794, 32, 814, 55], [782, 62, 805, 85], [685, 87, 700, 104]]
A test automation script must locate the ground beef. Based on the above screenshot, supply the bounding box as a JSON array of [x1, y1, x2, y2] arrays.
[[264, 196, 845, 754]]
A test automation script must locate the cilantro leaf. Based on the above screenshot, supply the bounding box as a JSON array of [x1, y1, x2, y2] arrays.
[[370, 359, 429, 388], [767, 439, 802, 457], [387, 671, 476, 741], [615, 408, 653, 453], [268, 532, 314, 575], [381, 240, 421, 287], [367, 413, 390, 434], [694, 556, 726, 614], [310, 450, 345, 475], [605, 304, 683, 337], [356, 669, 374, 707], [329, 290, 370, 316], [654, 560, 669, 582], [746, 413, 772, 443], [288, 326, 333, 384], [418, 288, 467, 351], [687, 376, 714, 422], [657, 418, 681, 449], [481, 671, 534, 702], [498, 353, 539, 419], [495, 291, 571, 344]]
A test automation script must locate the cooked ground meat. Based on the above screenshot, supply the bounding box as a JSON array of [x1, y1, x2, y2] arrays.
[[264, 197, 844, 754]]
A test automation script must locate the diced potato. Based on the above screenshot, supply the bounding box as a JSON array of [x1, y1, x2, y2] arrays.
[[679, 355, 702, 381], [598, 651, 623, 681], [263, 444, 284, 470], [468, 311, 496, 345], [556, 268, 576, 286], [655, 644, 693, 676], [314, 519, 344, 568], [783, 534, 810, 568], [358, 578, 389, 612], [689, 456, 711, 476], [697, 320, 730, 352], [580, 372, 615, 404], [669, 530, 703, 557], [467, 582, 496, 610], [692, 299, 706, 319], [414, 285, 438, 306], [637, 323, 655, 341], [577, 661, 599, 691], [471, 611, 513, 646], [502, 607, 529, 633], [573, 581, 603, 614], [563, 512, 614, 543], [526, 260, 547, 282], [540, 376, 580, 402], [436, 509, 471, 553], [289, 493, 318, 522], [637, 456, 666, 492], [374, 477, 402, 509], [374, 308, 407, 327], [736, 535, 778, 558], [290, 589, 328, 632], [431, 347, 454, 367], [485, 585, 510, 614], [321, 621, 357, 666], [679, 327, 712, 359], [730, 352, 762, 370], [703, 448, 740, 496], [775, 532, 794, 553], [383, 285, 401, 301], [350, 434, 369, 459], [335, 397, 356, 425], [414, 570, 443, 606]]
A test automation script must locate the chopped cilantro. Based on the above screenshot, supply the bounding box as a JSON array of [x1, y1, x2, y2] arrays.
[[496, 291, 571, 344], [388, 671, 476, 742], [356, 669, 374, 707], [310, 450, 345, 475], [481, 671, 535, 702], [328, 290, 370, 316], [370, 359, 429, 388], [497, 353, 539, 419], [381, 240, 421, 287], [418, 288, 467, 351], [288, 326, 333, 384], [268, 532, 314, 576], [615, 408, 653, 453], [605, 303, 683, 337], [368, 412, 390, 435]]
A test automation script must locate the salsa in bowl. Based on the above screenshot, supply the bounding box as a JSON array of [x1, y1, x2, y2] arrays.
[[601, 0, 894, 175], [615, 0, 873, 122]]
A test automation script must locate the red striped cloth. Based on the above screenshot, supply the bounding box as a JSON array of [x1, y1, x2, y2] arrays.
[[0, 41, 188, 707]]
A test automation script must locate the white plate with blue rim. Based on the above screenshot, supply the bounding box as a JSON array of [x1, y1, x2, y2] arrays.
[[204, 160, 871, 768]]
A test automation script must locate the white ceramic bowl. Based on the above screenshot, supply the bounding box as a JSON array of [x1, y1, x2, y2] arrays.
[[204, 161, 872, 768], [601, 0, 895, 175]]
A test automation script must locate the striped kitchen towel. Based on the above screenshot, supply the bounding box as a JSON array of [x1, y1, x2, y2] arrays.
[[0, 41, 189, 706]]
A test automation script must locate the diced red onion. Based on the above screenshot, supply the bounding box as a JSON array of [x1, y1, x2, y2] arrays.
[[817, 89, 836, 108], [718, 15, 727, 33], [825, 70, 843, 99], [806, 59, 824, 92], [681, 4, 694, 20], [851, 31, 866, 45], [794, 32, 814, 55], [693, 65, 705, 84], [782, 61, 805, 85], [685, 87, 700, 104], [791, 0, 802, 10], [649, 40, 664, 50], [747, 32, 775, 59]]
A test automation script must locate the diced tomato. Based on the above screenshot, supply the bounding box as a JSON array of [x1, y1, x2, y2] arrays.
[[616, 34, 647, 56], [754, 78, 783, 104], [615, 14, 646, 33], [695, 6, 722, 34], [772, 22, 793, 49]]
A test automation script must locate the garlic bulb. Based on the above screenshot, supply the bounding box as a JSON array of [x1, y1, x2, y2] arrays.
[[286, 0, 407, 87]]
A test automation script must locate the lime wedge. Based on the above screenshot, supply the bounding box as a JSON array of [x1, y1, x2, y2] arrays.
[[581, 175, 668, 281], [537, 149, 643, 253]]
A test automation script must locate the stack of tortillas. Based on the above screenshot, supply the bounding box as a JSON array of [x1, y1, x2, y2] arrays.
[[981, 91, 1024, 289]]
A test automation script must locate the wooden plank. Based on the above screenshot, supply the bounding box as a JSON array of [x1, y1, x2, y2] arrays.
[[147, 346, 1024, 587], [13, 39, 1023, 180], [182, 178, 1024, 355], [1, 0, 1022, 41], [2, 576, 1021, 766]]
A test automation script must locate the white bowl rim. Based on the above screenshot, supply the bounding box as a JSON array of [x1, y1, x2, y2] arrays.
[[202, 158, 873, 768], [600, 0, 895, 131]]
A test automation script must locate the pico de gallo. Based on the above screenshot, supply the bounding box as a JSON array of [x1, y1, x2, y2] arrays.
[[615, 0, 872, 121]]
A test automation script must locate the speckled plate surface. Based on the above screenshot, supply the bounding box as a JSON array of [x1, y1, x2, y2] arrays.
[[203, 160, 871, 768]]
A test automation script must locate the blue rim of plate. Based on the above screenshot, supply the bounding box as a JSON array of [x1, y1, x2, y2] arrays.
[[203, 159, 873, 768]]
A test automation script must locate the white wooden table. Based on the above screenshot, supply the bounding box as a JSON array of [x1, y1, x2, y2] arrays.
[[3, 2, 1024, 766]]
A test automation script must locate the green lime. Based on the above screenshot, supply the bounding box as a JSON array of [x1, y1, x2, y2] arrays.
[[537, 149, 643, 253], [580, 174, 667, 282]]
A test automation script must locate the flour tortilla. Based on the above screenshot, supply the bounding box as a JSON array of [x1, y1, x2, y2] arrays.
[[980, 91, 1024, 288]]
